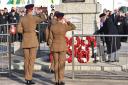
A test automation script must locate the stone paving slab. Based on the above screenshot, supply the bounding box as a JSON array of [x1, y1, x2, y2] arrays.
[[1, 77, 128, 85], [1, 70, 128, 85]]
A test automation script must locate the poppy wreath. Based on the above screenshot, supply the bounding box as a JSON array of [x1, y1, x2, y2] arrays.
[[66, 36, 97, 63], [49, 36, 97, 63]]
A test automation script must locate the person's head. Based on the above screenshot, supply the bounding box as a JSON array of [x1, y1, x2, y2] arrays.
[[118, 6, 126, 16], [105, 10, 111, 16], [25, 4, 34, 14], [119, 10, 125, 17], [20, 10, 25, 16], [0, 10, 4, 15], [54, 11, 64, 20], [99, 13, 107, 22], [11, 9, 16, 15], [103, 8, 107, 14], [125, 12, 128, 16], [4, 7, 8, 13], [51, 9, 55, 14], [114, 9, 118, 14], [11, 9, 15, 12], [50, 13, 53, 16], [11, 7, 16, 13], [35, 6, 43, 15]]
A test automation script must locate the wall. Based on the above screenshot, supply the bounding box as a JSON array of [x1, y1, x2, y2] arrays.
[[55, 0, 101, 34]]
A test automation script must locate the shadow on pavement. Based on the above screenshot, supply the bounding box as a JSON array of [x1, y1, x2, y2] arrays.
[[33, 73, 55, 85], [0, 71, 25, 84], [0, 70, 55, 85]]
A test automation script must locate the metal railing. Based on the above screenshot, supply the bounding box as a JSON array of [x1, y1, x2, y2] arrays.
[[0, 25, 11, 75], [1, 22, 128, 80], [71, 34, 128, 79], [0, 22, 48, 76]]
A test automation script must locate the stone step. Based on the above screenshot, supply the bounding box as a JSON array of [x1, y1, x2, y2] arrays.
[[11, 60, 123, 72], [12, 62, 43, 71]]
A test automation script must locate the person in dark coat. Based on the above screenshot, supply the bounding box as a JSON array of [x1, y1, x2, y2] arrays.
[[124, 12, 128, 35], [116, 9, 127, 42], [8, 9, 19, 23], [3, 8, 9, 21], [99, 14, 121, 62], [0, 10, 8, 33], [110, 9, 118, 25], [8, 9, 20, 42], [0, 10, 8, 42]]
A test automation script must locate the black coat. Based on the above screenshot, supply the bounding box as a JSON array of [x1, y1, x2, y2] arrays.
[[124, 16, 128, 34], [100, 17, 121, 54], [0, 13, 8, 34], [116, 15, 128, 42], [116, 15, 125, 34], [111, 13, 118, 25], [0, 13, 8, 24], [8, 12, 19, 23]]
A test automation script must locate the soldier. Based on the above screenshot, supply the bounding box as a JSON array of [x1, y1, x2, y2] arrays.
[[17, 4, 46, 85], [47, 11, 76, 85]]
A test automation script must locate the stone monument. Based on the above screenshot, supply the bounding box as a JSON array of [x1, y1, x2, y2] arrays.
[[55, 0, 101, 34]]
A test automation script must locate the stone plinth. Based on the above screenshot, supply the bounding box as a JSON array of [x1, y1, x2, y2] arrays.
[[55, 0, 101, 34], [55, 3, 101, 14]]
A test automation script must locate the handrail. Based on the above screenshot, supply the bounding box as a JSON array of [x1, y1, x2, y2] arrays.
[[73, 34, 128, 37]]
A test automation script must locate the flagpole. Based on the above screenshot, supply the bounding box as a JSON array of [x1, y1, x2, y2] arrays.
[[13, 0, 16, 8], [113, 0, 114, 10]]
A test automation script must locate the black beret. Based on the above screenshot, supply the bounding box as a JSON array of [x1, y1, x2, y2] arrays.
[[4, 7, 7, 9], [54, 11, 64, 18], [54, 11, 59, 16], [25, 4, 34, 10], [99, 13, 106, 18]]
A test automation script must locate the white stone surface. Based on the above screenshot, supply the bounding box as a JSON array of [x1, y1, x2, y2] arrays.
[[104, 67, 122, 71], [84, 0, 97, 3], [55, 1, 101, 34], [11, 60, 123, 72], [13, 42, 23, 56], [83, 23, 95, 34], [12, 62, 42, 71], [55, 3, 101, 14]]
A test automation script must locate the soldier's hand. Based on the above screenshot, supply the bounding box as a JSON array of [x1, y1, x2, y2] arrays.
[[35, 30, 39, 33]]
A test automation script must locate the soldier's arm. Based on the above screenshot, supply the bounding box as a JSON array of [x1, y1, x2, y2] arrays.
[[17, 17, 23, 33], [35, 13, 47, 23], [44, 27, 49, 42], [47, 30, 53, 47], [65, 21, 76, 31]]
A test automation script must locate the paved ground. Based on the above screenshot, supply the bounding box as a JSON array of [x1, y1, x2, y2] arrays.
[[0, 42, 128, 85], [1, 78, 128, 85], [0, 71, 128, 85]]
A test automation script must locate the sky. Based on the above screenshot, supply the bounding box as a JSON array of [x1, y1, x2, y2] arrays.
[[0, 0, 128, 12], [97, 0, 128, 11], [0, 0, 60, 12]]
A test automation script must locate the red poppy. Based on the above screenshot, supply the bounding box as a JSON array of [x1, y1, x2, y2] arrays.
[[10, 25, 16, 34]]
